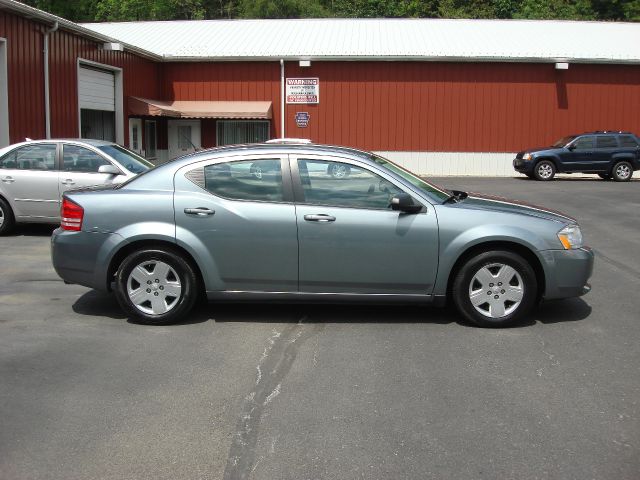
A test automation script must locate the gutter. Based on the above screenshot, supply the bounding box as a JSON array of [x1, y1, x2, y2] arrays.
[[280, 59, 285, 139], [43, 20, 58, 139]]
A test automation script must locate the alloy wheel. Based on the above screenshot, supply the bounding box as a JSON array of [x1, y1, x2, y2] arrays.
[[126, 260, 182, 315]]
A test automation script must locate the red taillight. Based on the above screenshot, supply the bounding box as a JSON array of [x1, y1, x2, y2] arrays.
[[61, 197, 83, 231]]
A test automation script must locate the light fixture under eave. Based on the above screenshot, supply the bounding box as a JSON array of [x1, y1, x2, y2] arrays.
[[555, 62, 569, 70], [299, 60, 311, 67], [103, 42, 124, 52]]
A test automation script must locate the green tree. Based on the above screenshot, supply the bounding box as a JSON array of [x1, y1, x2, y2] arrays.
[[240, 0, 330, 18]]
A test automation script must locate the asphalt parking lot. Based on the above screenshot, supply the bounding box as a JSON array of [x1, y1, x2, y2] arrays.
[[1, 175, 639, 480]]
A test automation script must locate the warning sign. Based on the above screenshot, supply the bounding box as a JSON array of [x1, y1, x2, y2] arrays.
[[286, 78, 319, 104]]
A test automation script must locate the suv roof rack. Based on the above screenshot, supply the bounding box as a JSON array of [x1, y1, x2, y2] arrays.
[[265, 138, 312, 144], [590, 130, 632, 134]]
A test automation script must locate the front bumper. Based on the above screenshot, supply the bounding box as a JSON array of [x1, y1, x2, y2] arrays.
[[513, 158, 533, 173], [540, 247, 594, 300]]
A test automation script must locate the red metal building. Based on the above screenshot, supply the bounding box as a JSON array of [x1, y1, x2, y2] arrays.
[[1, 0, 639, 175]]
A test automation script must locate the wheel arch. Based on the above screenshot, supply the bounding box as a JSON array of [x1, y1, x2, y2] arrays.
[[535, 156, 560, 172], [445, 240, 546, 304], [106, 239, 206, 297]]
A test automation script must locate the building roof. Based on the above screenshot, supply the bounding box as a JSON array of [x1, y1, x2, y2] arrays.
[[0, 0, 161, 60], [82, 18, 640, 64]]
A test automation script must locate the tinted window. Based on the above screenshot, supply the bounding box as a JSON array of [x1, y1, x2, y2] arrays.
[[572, 136, 594, 150], [596, 136, 618, 148], [619, 135, 639, 147], [98, 144, 153, 173], [203, 159, 284, 202], [63, 145, 110, 173], [298, 159, 404, 210], [0, 144, 56, 170]]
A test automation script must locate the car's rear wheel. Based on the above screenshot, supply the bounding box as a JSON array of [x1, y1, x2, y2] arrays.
[[452, 250, 537, 328], [533, 160, 555, 181], [114, 248, 198, 325], [598, 173, 611, 180], [328, 163, 350, 178], [0, 197, 15, 236], [612, 161, 633, 182]]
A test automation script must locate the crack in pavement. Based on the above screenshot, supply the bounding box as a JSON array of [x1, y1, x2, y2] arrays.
[[223, 318, 323, 480]]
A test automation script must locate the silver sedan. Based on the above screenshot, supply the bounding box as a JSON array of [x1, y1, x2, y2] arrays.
[[51, 142, 594, 328], [0, 139, 153, 234]]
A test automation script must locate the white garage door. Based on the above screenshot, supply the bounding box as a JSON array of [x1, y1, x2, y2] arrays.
[[78, 67, 115, 111]]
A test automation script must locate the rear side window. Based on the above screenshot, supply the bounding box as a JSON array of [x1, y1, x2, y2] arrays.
[[63, 145, 111, 173], [201, 159, 284, 202], [619, 135, 639, 147], [572, 136, 594, 150], [596, 136, 618, 148], [0, 144, 57, 170]]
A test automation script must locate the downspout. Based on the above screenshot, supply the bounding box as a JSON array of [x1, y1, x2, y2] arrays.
[[43, 21, 58, 139], [280, 59, 285, 139]]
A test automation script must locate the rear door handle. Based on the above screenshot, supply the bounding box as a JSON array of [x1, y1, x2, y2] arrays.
[[1, 176, 15, 183], [61, 179, 75, 186], [304, 214, 336, 222], [184, 207, 215, 216]]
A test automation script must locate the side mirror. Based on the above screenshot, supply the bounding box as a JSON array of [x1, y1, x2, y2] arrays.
[[390, 193, 422, 214], [567, 144, 576, 151], [98, 164, 122, 175]]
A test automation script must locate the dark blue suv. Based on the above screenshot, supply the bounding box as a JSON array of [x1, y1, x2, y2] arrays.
[[513, 131, 640, 181]]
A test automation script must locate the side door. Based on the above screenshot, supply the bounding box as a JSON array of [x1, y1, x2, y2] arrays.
[[561, 135, 595, 171], [0, 143, 59, 219], [174, 155, 298, 292], [291, 155, 439, 295], [592, 135, 619, 171], [60, 144, 126, 194]]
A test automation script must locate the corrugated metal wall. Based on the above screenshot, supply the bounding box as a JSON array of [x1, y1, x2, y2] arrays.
[[283, 61, 640, 153], [0, 9, 162, 145]]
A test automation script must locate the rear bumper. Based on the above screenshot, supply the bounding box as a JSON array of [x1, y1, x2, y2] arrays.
[[541, 247, 594, 300], [51, 228, 123, 292]]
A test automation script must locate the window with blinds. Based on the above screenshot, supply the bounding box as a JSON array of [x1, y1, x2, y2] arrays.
[[216, 121, 270, 146]]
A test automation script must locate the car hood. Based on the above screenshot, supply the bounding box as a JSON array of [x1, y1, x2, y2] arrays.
[[457, 192, 576, 223]]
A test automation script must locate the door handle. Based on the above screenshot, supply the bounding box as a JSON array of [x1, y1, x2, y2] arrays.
[[184, 207, 215, 216], [1, 176, 15, 183], [61, 179, 75, 186], [304, 214, 336, 222]]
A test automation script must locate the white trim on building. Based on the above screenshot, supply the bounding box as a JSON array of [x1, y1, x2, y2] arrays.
[[375, 151, 517, 177], [0, 37, 9, 147]]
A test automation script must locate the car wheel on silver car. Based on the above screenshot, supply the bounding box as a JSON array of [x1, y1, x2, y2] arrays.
[[0, 197, 14, 235], [114, 248, 199, 325], [452, 250, 537, 327]]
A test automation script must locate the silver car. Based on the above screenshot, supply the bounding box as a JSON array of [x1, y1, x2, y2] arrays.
[[0, 139, 153, 234], [51, 142, 594, 328]]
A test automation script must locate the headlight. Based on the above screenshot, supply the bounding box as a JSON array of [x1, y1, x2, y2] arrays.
[[557, 225, 583, 250], [523, 153, 532, 161]]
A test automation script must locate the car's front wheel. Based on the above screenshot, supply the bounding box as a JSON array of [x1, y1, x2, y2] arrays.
[[0, 197, 15, 236], [114, 248, 199, 325], [452, 250, 537, 328], [612, 161, 633, 182], [533, 160, 556, 181]]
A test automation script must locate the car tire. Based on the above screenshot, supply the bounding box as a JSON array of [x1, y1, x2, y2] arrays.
[[598, 173, 611, 180], [328, 163, 350, 178], [533, 160, 556, 181], [611, 161, 633, 182], [452, 250, 537, 328], [114, 248, 199, 325], [0, 197, 15, 236]]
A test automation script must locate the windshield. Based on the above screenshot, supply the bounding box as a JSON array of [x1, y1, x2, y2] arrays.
[[369, 154, 451, 202], [552, 136, 576, 148], [98, 145, 154, 174]]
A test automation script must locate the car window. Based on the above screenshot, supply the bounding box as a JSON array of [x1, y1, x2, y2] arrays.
[[202, 159, 284, 202], [0, 144, 56, 170], [572, 136, 594, 150], [297, 159, 403, 210], [596, 136, 618, 148], [619, 135, 639, 147], [97, 144, 153, 174], [63, 145, 110, 173]]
